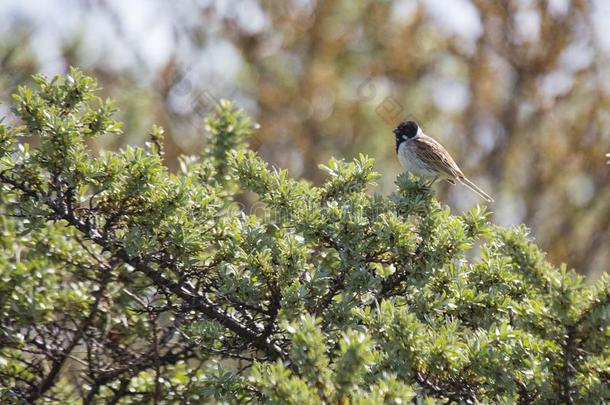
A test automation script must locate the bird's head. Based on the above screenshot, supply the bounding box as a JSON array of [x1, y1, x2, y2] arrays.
[[393, 120, 419, 142]]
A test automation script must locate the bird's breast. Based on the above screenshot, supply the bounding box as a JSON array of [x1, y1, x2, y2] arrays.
[[397, 142, 435, 178]]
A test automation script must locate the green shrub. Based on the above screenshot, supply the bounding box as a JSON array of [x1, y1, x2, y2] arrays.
[[0, 70, 608, 404]]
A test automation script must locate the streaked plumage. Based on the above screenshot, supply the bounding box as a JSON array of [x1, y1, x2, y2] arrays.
[[394, 121, 493, 202]]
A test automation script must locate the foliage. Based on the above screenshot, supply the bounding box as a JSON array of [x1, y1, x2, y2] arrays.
[[0, 71, 608, 404]]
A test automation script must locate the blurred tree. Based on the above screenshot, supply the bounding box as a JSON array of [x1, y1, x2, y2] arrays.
[[0, 0, 608, 277]]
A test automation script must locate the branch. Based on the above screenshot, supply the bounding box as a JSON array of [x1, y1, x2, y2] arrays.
[[559, 324, 576, 405], [26, 274, 110, 403], [0, 173, 286, 362]]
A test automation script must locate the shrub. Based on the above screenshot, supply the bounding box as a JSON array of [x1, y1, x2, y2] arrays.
[[0, 70, 608, 404]]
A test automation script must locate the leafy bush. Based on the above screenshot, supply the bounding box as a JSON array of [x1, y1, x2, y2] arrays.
[[0, 70, 608, 404]]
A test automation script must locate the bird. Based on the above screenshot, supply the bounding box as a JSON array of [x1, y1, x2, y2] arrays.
[[393, 120, 494, 202]]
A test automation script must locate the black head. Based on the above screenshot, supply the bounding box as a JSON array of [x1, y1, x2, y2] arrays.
[[394, 121, 419, 139], [394, 121, 419, 151]]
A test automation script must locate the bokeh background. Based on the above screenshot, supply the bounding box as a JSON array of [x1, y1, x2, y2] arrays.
[[0, 0, 608, 278]]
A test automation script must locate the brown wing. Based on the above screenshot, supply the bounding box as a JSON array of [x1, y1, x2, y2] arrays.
[[413, 135, 464, 179]]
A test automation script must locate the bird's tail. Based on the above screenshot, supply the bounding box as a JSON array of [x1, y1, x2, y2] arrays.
[[459, 177, 494, 203]]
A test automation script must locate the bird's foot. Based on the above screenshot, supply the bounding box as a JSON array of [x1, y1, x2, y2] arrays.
[[425, 176, 438, 187]]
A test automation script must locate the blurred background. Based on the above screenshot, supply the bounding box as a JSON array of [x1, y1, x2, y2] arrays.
[[0, 0, 608, 278]]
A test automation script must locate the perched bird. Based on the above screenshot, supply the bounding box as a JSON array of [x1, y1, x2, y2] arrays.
[[394, 120, 493, 202]]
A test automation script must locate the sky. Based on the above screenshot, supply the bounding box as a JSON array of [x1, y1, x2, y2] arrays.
[[1, 0, 608, 80]]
